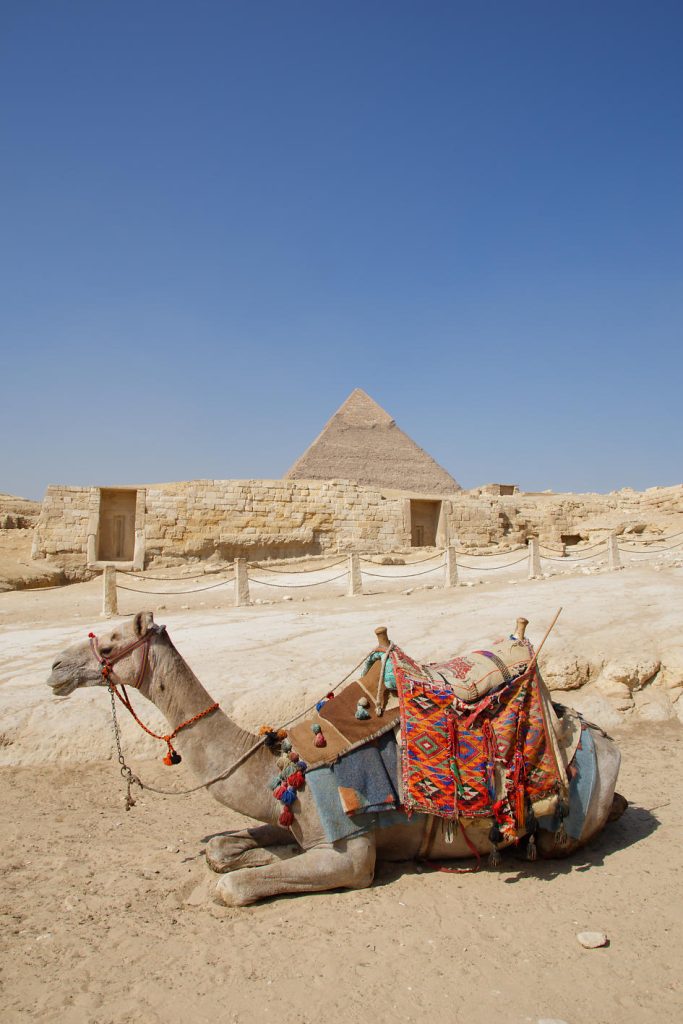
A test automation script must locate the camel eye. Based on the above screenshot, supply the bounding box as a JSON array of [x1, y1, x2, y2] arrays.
[[99, 645, 114, 656]]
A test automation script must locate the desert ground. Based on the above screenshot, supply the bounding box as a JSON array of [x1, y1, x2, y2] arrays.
[[1, 561, 682, 1023]]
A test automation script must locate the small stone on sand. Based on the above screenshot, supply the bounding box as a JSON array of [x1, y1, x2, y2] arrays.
[[577, 930, 608, 948]]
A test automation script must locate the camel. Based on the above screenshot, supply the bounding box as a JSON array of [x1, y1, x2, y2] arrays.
[[46, 611, 625, 906]]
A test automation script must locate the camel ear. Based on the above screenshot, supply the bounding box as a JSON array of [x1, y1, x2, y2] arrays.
[[133, 611, 155, 637]]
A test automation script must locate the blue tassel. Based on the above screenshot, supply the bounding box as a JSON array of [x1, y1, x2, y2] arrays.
[[355, 707, 371, 720], [280, 787, 297, 806], [268, 774, 281, 790]]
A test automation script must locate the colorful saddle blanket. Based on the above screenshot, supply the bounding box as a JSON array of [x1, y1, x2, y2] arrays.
[[391, 645, 565, 836]]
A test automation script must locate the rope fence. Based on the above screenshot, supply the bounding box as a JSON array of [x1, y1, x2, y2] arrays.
[[457, 554, 529, 571], [247, 557, 348, 574], [618, 539, 683, 555], [90, 529, 682, 615], [361, 561, 446, 579], [248, 570, 349, 589], [359, 550, 447, 566], [115, 575, 235, 596], [539, 547, 608, 563]]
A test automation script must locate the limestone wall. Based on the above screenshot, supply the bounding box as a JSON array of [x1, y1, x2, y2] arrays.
[[142, 479, 404, 563], [446, 485, 683, 550], [32, 478, 683, 570], [31, 486, 95, 565], [33, 480, 409, 568]]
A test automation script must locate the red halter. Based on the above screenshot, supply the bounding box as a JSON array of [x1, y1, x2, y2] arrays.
[[89, 628, 219, 766]]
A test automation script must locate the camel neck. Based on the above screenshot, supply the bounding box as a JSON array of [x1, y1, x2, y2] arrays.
[[136, 636, 279, 824]]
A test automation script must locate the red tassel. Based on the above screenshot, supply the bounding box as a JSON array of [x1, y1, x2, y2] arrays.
[[326, 692, 335, 700], [288, 751, 300, 762], [288, 771, 305, 790], [515, 787, 526, 832], [513, 752, 526, 830], [273, 783, 288, 799], [279, 806, 294, 827], [314, 732, 326, 747]]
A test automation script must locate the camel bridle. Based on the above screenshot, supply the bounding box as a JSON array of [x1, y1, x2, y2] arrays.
[[83, 628, 375, 810], [89, 626, 219, 769]]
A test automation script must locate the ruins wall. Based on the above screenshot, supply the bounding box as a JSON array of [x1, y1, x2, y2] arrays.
[[32, 479, 683, 569], [33, 480, 408, 568]]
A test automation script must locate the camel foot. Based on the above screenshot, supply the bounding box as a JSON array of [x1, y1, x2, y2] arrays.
[[608, 792, 628, 823], [215, 836, 376, 906], [206, 836, 298, 874]]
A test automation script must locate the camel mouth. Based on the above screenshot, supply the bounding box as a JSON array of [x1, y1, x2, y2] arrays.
[[48, 677, 78, 698]]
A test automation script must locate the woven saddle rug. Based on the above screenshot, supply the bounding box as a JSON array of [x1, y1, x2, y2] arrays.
[[390, 644, 566, 836]]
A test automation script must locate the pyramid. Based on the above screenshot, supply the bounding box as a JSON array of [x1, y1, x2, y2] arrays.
[[285, 389, 460, 494]]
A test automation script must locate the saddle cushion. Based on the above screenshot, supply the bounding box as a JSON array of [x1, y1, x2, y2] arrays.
[[423, 636, 533, 702]]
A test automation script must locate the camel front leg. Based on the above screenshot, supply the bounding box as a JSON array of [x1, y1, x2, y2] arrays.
[[205, 824, 297, 874], [215, 835, 376, 907]]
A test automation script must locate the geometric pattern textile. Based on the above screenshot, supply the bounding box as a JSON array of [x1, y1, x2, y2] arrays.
[[390, 645, 563, 827]]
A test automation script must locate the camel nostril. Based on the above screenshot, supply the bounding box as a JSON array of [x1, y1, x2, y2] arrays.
[[52, 660, 62, 670]]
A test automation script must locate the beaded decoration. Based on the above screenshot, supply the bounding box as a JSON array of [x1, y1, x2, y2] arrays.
[[355, 696, 371, 720], [311, 722, 326, 747], [262, 728, 307, 827]]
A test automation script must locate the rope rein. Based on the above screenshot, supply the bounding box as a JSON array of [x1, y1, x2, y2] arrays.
[[94, 626, 374, 803], [89, 629, 219, 767]]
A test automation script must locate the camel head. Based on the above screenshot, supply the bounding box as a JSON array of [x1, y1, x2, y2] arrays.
[[47, 611, 158, 698]]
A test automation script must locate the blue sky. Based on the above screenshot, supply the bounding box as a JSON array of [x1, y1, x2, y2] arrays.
[[1, 1, 681, 499]]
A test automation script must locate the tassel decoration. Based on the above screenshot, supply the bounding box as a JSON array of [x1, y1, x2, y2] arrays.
[[279, 806, 294, 827], [555, 822, 570, 848], [488, 847, 502, 868], [163, 745, 182, 766]]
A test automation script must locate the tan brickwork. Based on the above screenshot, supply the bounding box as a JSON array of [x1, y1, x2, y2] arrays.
[[32, 479, 683, 570]]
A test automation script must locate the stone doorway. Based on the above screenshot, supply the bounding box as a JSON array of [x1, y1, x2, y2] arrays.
[[409, 499, 442, 547], [97, 489, 137, 561]]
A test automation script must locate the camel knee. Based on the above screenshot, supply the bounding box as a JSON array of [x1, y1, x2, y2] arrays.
[[608, 792, 628, 823], [344, 838, 376, 889], [206, 835, 262, 873], [215, 870, 262, 907]]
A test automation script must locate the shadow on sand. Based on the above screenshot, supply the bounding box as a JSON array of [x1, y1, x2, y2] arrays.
[[372, 803, 661, 888]]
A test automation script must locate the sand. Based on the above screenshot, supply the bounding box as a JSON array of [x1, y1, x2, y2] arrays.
[[1, 563, 682, 1022]]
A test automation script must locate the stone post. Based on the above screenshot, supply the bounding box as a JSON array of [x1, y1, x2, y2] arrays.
[[86, 533, 97, 566], [348, 553, 362, 596], [234, 557, 250, 606], [445, 546, 458, 588], [528, 538, 541, 579], [132, 530, 145, 571], [101, 565, 118, 618], [608, 533, 621, 570]]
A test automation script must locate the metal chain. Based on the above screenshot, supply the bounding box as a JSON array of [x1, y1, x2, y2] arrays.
[[103, 648, 375, 801], [108, 682, 143, 810]]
